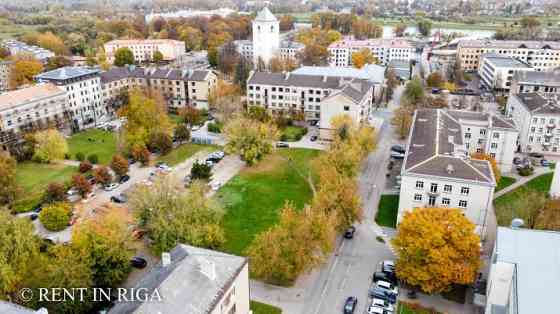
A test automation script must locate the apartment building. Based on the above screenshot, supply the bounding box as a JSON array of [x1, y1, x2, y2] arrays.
[[0, 61, 11, 93], [35, 67, 106, 130], [457, 39, 560, 72], [100, 66, 217, 110], [109, 244, 250, 314], [104, 39, 186, 64], [328, 38, 414, 67], [246, 71, 374, 139], [478, 54, 535, 94], [506, 93, 560, 154], [0, 83, 66, 148], [398, 109, 517, 234], [509, 69, 560, 99], [485, 227, 560, 314], [2, 39, 55, 62]]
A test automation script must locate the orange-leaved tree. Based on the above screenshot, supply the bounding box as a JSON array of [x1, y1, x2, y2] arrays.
[[471, 152, 501, 183], [392, 207, 481, 293]]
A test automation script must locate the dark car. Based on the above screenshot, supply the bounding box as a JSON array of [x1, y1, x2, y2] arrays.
[[110, 194, 128, 204], [513, 157, 522, 165], [541, 159, 551, 167], [391, 145, 406, 154], [343, 296, 357, 314], [344, 226, 356, 239], [373, 271, 397, 285], [130, 257, 147, 269], [529, 152, 544, 159], [128, 158, 136, 165], [368, 286, 397, 303], [119, 175, 130, 184], [33, 204, 43, 213], [276, 142, 289, 148], [30, 213, 39, 221], [86, 174, 96, 185], [310, 135, 318, 142]]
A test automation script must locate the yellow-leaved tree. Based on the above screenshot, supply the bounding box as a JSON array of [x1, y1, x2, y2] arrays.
[[471, 152, 501, 183], [351, 48, 379, 69], [392, 207, 481, 293]]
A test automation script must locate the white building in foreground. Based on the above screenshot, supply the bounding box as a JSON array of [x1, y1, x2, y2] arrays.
[[328, 38, 414, 67], [478, 54, 535, 94]]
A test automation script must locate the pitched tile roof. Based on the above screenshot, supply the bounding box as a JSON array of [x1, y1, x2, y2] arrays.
[[255, 7, 277, 22]]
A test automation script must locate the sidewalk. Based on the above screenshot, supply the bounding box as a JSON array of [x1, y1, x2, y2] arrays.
[[494, 167, 552, 199]]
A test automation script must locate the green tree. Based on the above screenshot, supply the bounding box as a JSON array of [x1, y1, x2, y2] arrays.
[[403, 78, 425, 106], [191, 161, 212, 180], [148, 132, 173, 154], [39, 202, 72, 232], [0, 152, 18, 206], [224, 116, 280, 165], [32, 129, 68, 163], [174, 124, 190, 143], [426, 72, 444, 88], [113, 47, 134, 66], [417, 19, 433, 37], [152, 50, 163, 63]]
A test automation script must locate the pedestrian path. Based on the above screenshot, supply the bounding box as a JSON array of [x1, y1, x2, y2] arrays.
[[494, 167, 553, 199]]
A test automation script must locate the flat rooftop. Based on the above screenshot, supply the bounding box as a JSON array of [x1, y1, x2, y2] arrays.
[[0, 83, 64, 110], [482, 54, 532, 69]]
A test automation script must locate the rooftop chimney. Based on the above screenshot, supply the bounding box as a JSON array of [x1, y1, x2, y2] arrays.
[[199, 257, 216, 281], [446, 164, 454, 174], [162, 252, 171, 267]]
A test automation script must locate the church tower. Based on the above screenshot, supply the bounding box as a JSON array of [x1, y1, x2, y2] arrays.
[[252, 7, 280, 67]]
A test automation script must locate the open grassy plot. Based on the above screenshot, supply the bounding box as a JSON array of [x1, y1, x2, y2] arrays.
[[250, 301, 282, 314], [168, 113, 184, 125], [216, 148, 320, 255], [376, 195, 399, 228], [280, 126, 307, 142], [68, 129, 118, 164], [398, 302, 440, 314], [157, 143, 217, 166], [14, 162, 77, 212], [495, 176, 516, 192]]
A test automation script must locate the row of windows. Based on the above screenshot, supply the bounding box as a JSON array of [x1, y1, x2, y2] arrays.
[[413, 194, 468, 208], [415, 181, 470, 195]]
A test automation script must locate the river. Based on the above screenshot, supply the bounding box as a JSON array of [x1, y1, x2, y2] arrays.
[[382, 25, 495, 39]]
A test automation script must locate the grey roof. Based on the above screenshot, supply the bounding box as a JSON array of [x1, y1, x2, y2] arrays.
[[100, 66, 211, 83], [291, 64, 385, 84], [513, 69, 560, 87], [446, 110, 517, 130], [35, 66, 99, 81], [482, 54, 532, 69], [0, 301, 42, 314], [458, 39, 560, 50], [109, 244, 247, 314], [255, 7, 277, 22], [514, 93, 560, 115], [494, 227, 560, 314], [280, 41, 305, 49], [403, 109, 496, 185]]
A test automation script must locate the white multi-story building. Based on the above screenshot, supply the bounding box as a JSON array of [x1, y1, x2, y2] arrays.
[[104, 39, 186, 64], [2, 39, 55, 62], [0, 61, 11, 93], [328, 38, 414, 67], [478, 54, 535, 94], [398, 109, 518, 234], [246, 71, 374, 139], [35, 67, 106, 130], [0, 83, 67, 148], [509, 69, 560, 99], [506, 93, 560, 154], [109, 244, 250, 314], [457, 39, 560, 72]]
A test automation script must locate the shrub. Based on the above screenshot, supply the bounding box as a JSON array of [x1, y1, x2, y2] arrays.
[[131, 145, 150, 165], [148, 132, 173, 155], [110, 154, 129, 177], [191, 160, 212, 180], [64, 153, 71, 159], [39, 202, 72, 232], [79, 161, 93, 173], [76, 152, 85, 161], [207, 122, 222, 133], [518, 166, 534, 176], [44, 182, 66, 203], [87, 154, 99, 164]]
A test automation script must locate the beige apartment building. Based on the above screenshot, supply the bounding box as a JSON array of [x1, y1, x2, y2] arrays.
[[457, 40, 560, 72], [104, 39, 186, 64], [0, 61, 11, 93]]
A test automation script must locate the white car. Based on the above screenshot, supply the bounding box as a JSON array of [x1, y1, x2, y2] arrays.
[[371, 298, 394, 313], [376, 280, 398, 296], [66, 188, 79, 196], [104, 183, 119, 191], [157, 164, 172, 172], [191, 125, 201, 131], [367, 306, 385, 314]]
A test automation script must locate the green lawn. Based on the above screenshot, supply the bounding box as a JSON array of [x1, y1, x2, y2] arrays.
[[14, 162, 77, 212], [216, 148, 320, 255], [375, 195, 399, 228], [398, 302, 440, 314], [250, 301, 282, 314], [280, 126, 307, 142], [168, 113, 184, 125], [67, 129, 118, 164], [157, 143, 217, 166], [495, 176, 516, 192]]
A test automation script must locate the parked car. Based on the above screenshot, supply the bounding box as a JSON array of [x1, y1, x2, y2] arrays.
[[343, 296, 357, 314], [513, 157, 522, 165], [373, 272, 396, 285], [184, 175, 192, 187], [30, 213, 38, 221], [310, 135, 318, 142], [110, 194, 128, 203], [390, 145, 406, 154], [119, 175, 130, 184], [104, 183, 119, 191], [86, 174, 96, 185], [130, 257, 147, 269], [541, 159, 551, 167], [66, 188, 79, 196], [128, 158, 136, 165], [207, 151, 225, 162], [33, 204, 43, 213], [370, 298, 394, 313], [276, 142, 289, 148], [380, 260, 397, 282], [344, 226, 356, 239], [376, 280, 399, 296], [367, 306, 389, 314], [390, 152, 405, 160], [156, 163, 172, 172], [368, 286, 397, 303]]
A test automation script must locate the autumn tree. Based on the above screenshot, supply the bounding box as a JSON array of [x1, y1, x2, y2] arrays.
[[534, 199, 560, 231], [45, 56, 72, 71], [174, 124, 190, 143], [385, 68, 400, 102], [394, 23, 407, 37], [113, 47, 134, 66], [224, 116, 280, 165], [93, 166, 112, 186], [32, 129, 68, 163], [79, 160, 93, 173], [471, 152, 501, 183], [72, 174, 92, 197], [0, 152, 18, 206], [208, 80, 242, 123], [130, 179, 225, 254], [269, 56, 298, 73], [279, 15, 295, 31], [110, 154, 129, 177], [180, 106, 203, 126], [392, 207, 481, 293], [37, 32, 68, 55], [391, 106, 414, 139], [44, 182, 66, 203], [39, 202, 72, 232], [352, 19, 383, 39], [179, 26, 203, 51], [9, 54, 44, 88], [426, 72, 444, 88], [148, 132, 173, 154], [218, 41, 240, 77], [352, 48, 379, 69], [130, 144, 150, 165]]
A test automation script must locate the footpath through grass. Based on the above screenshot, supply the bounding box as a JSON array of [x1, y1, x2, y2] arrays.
[[495, 176, 516, 192], [250, 301, 282, 314], [157, 143, 217, 166], [216, 148, 320, 255], [67, 129, 117, 164], [376, 195, 399, 228], [14, 162, 77, 212]]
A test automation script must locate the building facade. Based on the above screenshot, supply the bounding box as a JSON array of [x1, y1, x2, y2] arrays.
[[0, 83, 66, 148], [506, 93, 560, 154], [457, 40, 560, 72], [328, 38, 414, 67], [35, 67, 106, 130], [478, 54, 535, 94], [0, 61, 11, 93], [398, 109, 517, 234], [509, 69, 560, 99], [104, 39, 186, 64], [100, 66, 217, 111], [2, 39, 55, 62]]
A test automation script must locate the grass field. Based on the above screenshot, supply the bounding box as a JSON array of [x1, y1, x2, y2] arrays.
[[398, 302, 440, 314], [156, 143, 216, 166], [67, 129, 118, 164], [250, 301, 282, 314], [168, 113, 183, 125], [0, 18, 41, 40], [495, 176, 516, 192], [14, 162, 77, 212], [376, 195, 399, 228], [216, 148, 320, 255], [280, 126, 307, 142], [494, 173, 553, 226]]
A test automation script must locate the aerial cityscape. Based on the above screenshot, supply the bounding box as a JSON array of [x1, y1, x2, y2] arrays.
[[0, 0, 559, 313]]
